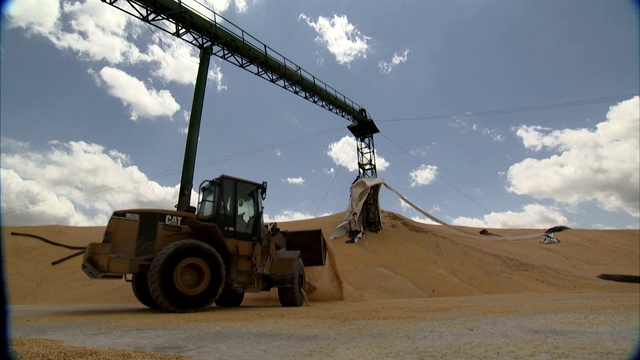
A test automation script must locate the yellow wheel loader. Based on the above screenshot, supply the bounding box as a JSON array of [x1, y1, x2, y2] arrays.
[[82, 175, 326, 312]]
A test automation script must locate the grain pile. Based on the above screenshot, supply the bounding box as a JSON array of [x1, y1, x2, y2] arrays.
[[3, 211, 639, 359]]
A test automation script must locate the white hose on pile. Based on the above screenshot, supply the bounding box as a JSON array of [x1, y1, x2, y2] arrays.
[[382, 182, 554, 241]]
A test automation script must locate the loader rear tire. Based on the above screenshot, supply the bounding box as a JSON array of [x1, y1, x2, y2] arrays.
[[148, 239, 225, 313], [131, 272, 159, 309], [278, 257, 305, 307], [215, 291, 245, 307]]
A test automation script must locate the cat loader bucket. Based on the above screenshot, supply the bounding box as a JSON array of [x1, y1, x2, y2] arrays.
[[283, 229, 327, 267]]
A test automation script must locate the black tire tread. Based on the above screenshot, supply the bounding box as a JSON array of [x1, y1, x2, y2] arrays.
[[278, 257, 305, 307], [148, 239, 225, 313], [131, 272, 160, 309], [215, 290, 245, 307]]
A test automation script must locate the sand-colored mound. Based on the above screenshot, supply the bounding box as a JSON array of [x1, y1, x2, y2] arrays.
[[2, 211, 639, 306], [286, 211, 639, 301]]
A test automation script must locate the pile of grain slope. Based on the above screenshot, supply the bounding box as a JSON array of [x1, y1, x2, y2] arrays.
[[312, 211, 639, 301], [2, 211, 638, 306], [2, 226, 134, 305]]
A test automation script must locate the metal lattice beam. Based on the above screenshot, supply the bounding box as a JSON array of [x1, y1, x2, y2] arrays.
[[102, 0, 379, 178]]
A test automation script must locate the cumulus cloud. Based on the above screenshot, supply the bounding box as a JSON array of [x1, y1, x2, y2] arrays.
[[378, 49, 409, 74], [185, 0, 250, 14], [264, 210, 316, 222], [299, 13, 370, 66], [411, 216, 439, 225], [6, 0, 254, 48], [1, 168, 107, 226], [5, 0, 255, 67], [507, 96, 640, 217], [324, 168, 336, 177], [1, 140, 195, 226], [5, 0, 61, 34], [451, 204, 569, 229], [148, 33, 227, 90], [6, 0, 229, 122], [326, 136, 389, 172], [207, 61, 227, 91], [147, 35, 201, 85], [394, 191, 564, 228], [452, 203, 569, 229], [409, 165, 438, 187], [94, 66, 181, 120], [7, 0, 150, 64], [285, 177, 305, 185], [450, 118, 504, 142], [397, 198, 439, 225]]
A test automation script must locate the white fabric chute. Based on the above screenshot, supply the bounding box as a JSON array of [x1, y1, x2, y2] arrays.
[[330, 178, 569, 243], [329, 177, 384, 242]]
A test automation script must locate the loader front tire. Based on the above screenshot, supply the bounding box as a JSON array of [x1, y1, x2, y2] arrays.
[[131, 272, 159, 309], [278, 257, 306, 307], [148, 239, 225, 313]]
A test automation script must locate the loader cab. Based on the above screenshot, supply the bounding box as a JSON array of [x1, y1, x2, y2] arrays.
[[197, 175, 267, 242]]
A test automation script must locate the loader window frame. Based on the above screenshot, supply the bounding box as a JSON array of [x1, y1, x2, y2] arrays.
[[197, 181, 217, 217], [203, 177, 264, 242]]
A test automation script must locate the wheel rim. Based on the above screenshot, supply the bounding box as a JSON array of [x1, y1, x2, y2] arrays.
[[173, 257, 211, 295]]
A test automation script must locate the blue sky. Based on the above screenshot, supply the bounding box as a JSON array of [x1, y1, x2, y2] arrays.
[[1, 0, 639, 229]]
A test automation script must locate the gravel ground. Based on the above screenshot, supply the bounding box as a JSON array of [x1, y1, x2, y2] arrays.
[[9, 291, 640, 360]]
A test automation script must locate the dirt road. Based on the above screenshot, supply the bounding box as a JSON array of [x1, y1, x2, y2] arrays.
[[10, 291, 639, 359]]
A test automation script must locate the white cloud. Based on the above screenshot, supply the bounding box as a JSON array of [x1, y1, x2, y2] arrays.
[[232, 0, 249, 13], [178, 110, 191, 135], [326, 136, 389, 172], [285, 177, 305, 185], [378, 49, 409, 74], [147, 35, 200, 85], [324, 167, 336, 176], [398, 195, 439, 225], [146, 34, 227, 90], [54, 0, 151, 64], [264, 210, 316, 223], [13, 0, 150, 65], [508, 96, 640, 217], [6, 0, 229, 119], [409, 148, 426, 157], [1, 167, 109, 226], [95, 67, 181, 120], [451, 118, 504, 142], [207, 61, 227, 91], [411, 216, 439, 225], [6, 0, 258, 68], [299, 13, 371, 66], [452, 203, 569, 229], [184, 0, 250, 13], [398, 198, 409, 213], [409, 164, 438, 187], [6, 0, 61, 34], [479, 127, 504, 142], [513, 125, 557, 151], [1, 140, 198, 226]]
